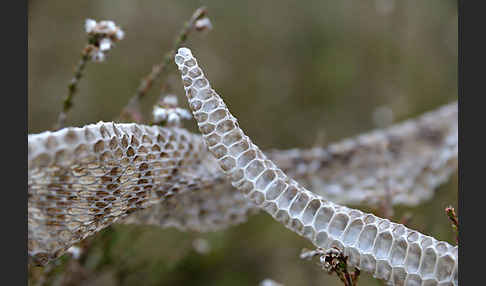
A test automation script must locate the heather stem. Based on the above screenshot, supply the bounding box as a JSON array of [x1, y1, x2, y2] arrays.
[[119, 6, 208, 122], [445, 206, 459, 243], [54, 45, 93, 130]]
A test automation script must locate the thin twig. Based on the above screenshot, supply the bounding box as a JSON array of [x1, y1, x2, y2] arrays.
[[54, 19, 124, 130], [54, 45, 93, 130], [325, 249, 360, 286], [445, 206, 459, 244], [118, 6, 208, 122]]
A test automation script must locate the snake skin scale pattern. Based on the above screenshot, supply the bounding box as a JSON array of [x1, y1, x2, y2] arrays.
[[174, 47, 457, 286]]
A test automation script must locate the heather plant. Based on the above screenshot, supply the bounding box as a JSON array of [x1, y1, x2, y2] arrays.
[[55, 19, 125, 130]]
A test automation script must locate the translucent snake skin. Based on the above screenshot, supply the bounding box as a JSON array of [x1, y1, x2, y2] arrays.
[[173, 47, 457, 285], [28, 124, 208, 265], [28, 102, 457, 265], [27, 48, 458, 284], [124, 100, 457, 233]]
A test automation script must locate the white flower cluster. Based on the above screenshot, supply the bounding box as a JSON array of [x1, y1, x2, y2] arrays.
[[66, 246, 82, 259], [319, 247, 343, 272], [152, 95, 192, 126], [84, 19, 125, 62], [300, 247, 345, 272]]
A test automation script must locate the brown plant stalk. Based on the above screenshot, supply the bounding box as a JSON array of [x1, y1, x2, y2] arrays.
[[54, 45, 93, 130], [54, 19, 124, 130], [301, 247, 360, 286], [445, 206, 459, 243], [118, 6, 208, 122]]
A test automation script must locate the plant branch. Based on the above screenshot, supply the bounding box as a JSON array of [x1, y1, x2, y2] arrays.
[[445, 206, 459, 243], [118, 6, 208, 122], [301, 247, 360, 286], [54, 19, 124, 130], [54, 45, 93, 130]]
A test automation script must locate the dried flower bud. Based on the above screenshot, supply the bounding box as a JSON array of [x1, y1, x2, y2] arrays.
[[99, 38, 112, 51], [195, 17, 213, 32], [162, 94, 179, 107], [167, 112, 180, 125], [67, 246, 82, 259], [90, 49, 105, 62], [152, 106, 168, 122], [175, 108, 192, 120], [85, 19, 97, 33], [300, 247, 325, 260], [96, 20, 117, 34], [115, 29, 125, 40], [153, 95, 192, 126], [319, 247, 347, 273]]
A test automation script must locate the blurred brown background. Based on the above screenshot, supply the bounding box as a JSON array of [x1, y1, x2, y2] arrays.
[[28, 1, 458, 285]]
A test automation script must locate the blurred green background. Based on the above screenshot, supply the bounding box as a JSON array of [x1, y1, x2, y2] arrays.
[[28, 0, 458, 285]]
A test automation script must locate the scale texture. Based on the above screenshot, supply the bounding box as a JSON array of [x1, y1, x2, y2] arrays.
[[28, 105, 457, 269], [28, 123, 207, 265], [174, 47, 458, 286], [267, 101, 457, 207], [125, 102, 457, 232]]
